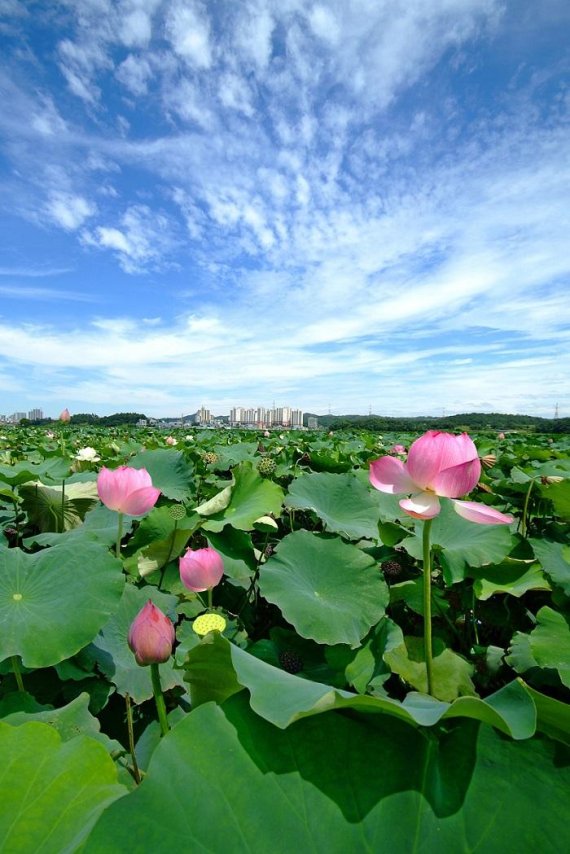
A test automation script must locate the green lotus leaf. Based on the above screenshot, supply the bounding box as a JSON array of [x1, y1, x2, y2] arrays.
[[0, 541, 125, 667], [506, 606, 570, 688], [184, 632, 535, 739], [530, 538, 570, 595], [200, 462, 284, 532], [84, 694, 569, 853], [284, 471, 381, 540], [0, 721, 126, 854], [471, 559, 551, 600], [403, 500, 515, 584], [128, 449, 194, 501], [1, 692, 121, 754], [258, 530, 389, 647]]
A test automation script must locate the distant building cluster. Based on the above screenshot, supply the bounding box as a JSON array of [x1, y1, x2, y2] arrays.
[[229, 406, 304, 428], [0, 408, 43, 423], [1, 405, 319, 430]]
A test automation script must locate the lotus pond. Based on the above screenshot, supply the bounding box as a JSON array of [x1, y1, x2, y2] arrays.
[[0, 425, 569, 853]]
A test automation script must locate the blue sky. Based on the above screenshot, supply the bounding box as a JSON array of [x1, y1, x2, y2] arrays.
[[0, 0, 568, 419]]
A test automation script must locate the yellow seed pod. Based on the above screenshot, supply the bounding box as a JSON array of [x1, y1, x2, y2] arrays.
[[193, 613, 227, 636]]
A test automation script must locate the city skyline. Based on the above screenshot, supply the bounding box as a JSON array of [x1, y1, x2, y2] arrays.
[[0, 2, 568, 418]]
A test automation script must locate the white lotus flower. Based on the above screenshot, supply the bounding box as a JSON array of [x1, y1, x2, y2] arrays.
[[75, 446, 100, 462]]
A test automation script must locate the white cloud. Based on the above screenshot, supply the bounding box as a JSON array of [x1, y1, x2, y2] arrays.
[[119, 9, 152, 47], [165, 0, 213, 69], [46, 193, 97, 231], [83, 205, 177, 272], [116, 54, 152, 95]]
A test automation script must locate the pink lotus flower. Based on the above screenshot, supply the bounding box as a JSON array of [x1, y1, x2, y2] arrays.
[[497, 432, 506, 440], [179, 547, 224, 592], [59, 408, 71, 422], [97, 466, 161, 516], [390, 444, 407, 455], [128, 600, 175, 666], [165, 436, 177, 446], [370, 430, 513, 524]]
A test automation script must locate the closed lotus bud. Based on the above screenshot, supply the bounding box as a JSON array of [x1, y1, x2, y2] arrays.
[[480, 454, 497, 469], [128, 600, 175, 666], [179, 547, 224, 592], [540, 475, 564, 485], [497, 432, 505, 440], [59, 408, 71, 422]]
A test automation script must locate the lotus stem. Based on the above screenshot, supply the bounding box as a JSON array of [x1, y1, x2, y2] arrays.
[[521, 478, 535, 538], [422, 519, 434, 696], [11, 656, 25, 693], [61, 479, 66, 533], [207, 586, 213, 611], [125, 694, 141, 784], [116, 512, 123, 560], [150, 663, 169, 737]]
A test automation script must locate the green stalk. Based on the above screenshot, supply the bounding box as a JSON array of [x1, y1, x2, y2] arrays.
[[150, 663, 169, 737], [60, 479, 66, 534], [521, 478, 535, 538], [11, 656, 25, 693], [207, 586, 213, 611], [422, 519, 434, 697], [125, 694, 141, 784], [116, 512, 123, 560]]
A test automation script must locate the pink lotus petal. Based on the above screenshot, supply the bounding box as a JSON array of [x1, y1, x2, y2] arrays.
[[452, 500, 514, 525], [128, 600, 175, 666], [369, 456, 417, 495], [431, 458, 481, 498], [121, 486, 162, 516], [179, 547, 224, 592], [400, 492, 441, 520], [97, 466, 160, 516], [406, 431, 478, 490]]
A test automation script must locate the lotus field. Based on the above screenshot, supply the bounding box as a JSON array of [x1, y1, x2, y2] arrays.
[[1, 424, 569, 853]]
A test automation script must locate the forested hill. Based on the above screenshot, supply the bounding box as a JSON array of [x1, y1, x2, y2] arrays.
[[307, 412, 569, 434]]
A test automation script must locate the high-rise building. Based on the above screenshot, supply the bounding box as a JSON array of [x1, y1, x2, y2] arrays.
[[9, 412, 26, 423], [195, 406, 211, 425], [28, 408, 43, 420]]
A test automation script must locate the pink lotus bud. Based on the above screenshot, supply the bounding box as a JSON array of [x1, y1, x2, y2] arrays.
[[128, 600, 175, 666], [390, 444, 406, 455], [97, 466, 161, 516], [497, 432, 505, 440], [179, 547, 224, 592], [165, 436, 177, 446], [59, 408, 71, 422]]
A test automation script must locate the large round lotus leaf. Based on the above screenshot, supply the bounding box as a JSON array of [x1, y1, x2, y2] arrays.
[[258, 530, 388, 647], [200, 461, 284, 532], [84, 694, 570, 854], [89, 584, 185, 704], [506, 606, 570, 688], [404, 499, 514, 584], [128, 449, 194, 501], [284, 471, 381, 540], [0, 721, 126, 854], [185, 632, 535, 739], [0, 542, 125, 668]]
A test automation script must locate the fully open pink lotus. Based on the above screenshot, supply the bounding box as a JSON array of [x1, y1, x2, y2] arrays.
[[97, 466, 161, 516], [128, 600, 175, 666], [370, 430, 513, 524]]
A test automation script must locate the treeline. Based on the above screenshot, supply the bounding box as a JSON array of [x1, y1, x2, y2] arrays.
[[307, 412, 568, 434], [40, 412, 148, 426]]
